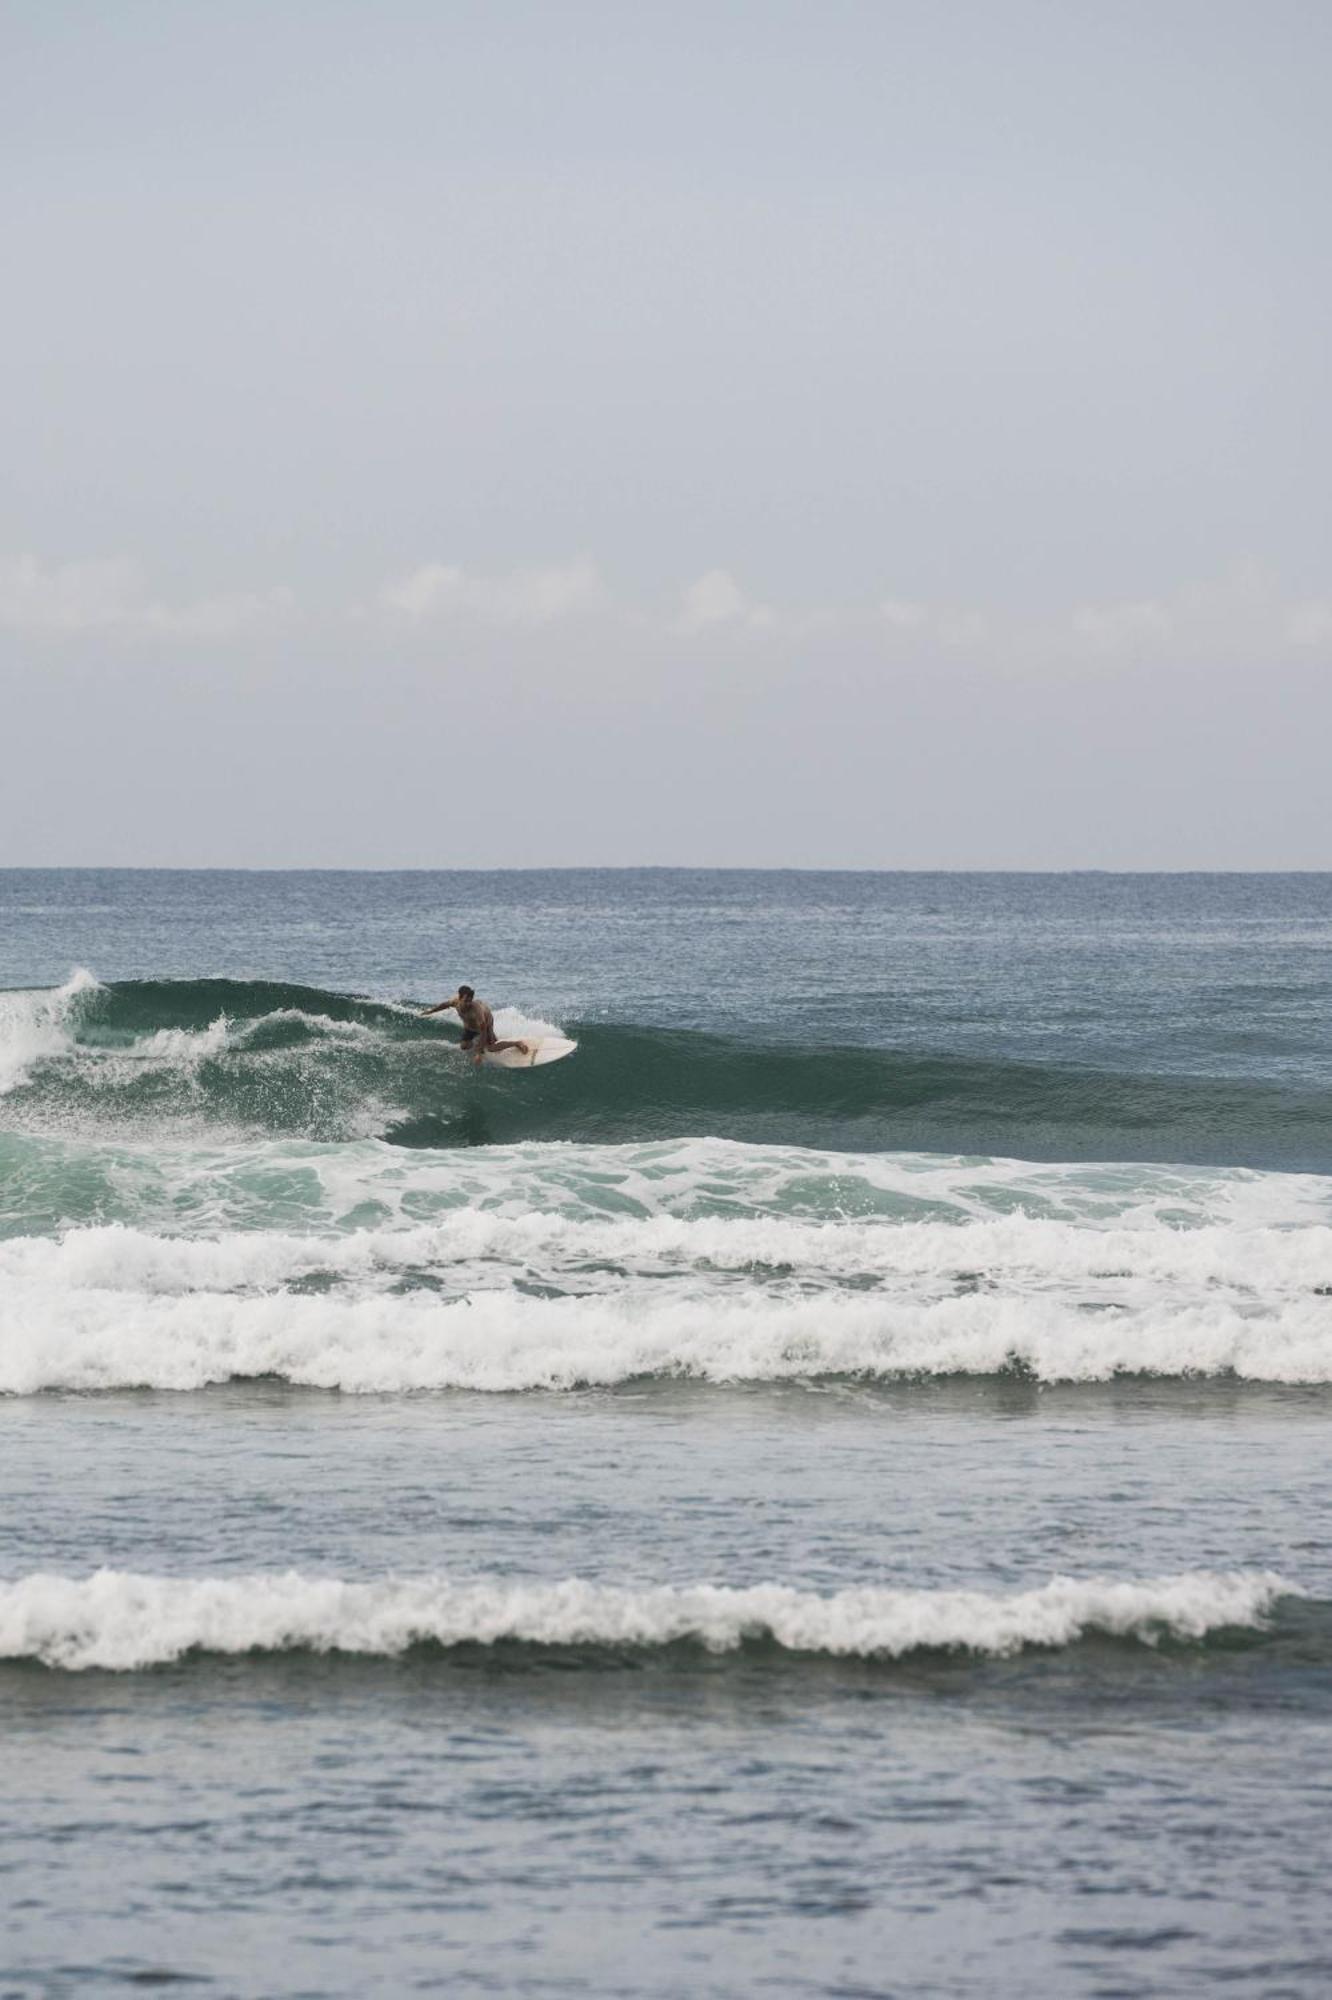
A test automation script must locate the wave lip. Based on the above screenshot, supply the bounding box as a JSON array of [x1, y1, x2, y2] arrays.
[[0, 968, 99, 1096], [0, 1568, 1293, 1672]]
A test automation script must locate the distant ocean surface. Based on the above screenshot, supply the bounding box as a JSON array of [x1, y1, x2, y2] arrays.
[[3, 869, 1331, 1997]]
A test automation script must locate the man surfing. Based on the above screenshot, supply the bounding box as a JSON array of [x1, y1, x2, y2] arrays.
[[421, 986, 529, 1066]]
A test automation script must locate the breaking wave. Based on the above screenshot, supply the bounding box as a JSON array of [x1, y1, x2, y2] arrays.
[[5, 1281, 1331, 1393], [4, 971, 1332, 1168], [0, 1567, 1294, 1671]]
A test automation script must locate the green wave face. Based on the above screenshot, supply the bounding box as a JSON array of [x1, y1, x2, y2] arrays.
[[3, 975, 1332, 1170]]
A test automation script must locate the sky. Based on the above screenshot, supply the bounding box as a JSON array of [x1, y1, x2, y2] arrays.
[[2, 0, 1329, 868]]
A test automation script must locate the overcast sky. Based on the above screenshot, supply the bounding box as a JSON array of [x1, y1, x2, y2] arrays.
[[3, 0, 1329, 867]]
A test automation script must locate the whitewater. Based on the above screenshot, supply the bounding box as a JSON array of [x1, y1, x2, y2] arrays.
[[0, 1567, 1293, 1670]]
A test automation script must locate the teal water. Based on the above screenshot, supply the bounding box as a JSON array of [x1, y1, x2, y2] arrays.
[[2, 871, 1331, 1996]]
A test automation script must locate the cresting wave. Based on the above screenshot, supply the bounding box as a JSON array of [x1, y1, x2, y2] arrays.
[[0, 1568, 1293, 1671], [6, 1284, 1332, 1392], [4, 972, 1332, 1168]]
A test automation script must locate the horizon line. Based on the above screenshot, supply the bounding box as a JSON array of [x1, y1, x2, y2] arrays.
[[3, 864, 1332, 878]]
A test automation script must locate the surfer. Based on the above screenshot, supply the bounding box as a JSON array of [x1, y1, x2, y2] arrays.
[[421, 986, 528, 1065]]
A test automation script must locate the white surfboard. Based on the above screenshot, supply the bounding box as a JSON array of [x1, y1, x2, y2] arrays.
[[480, 1036, 577, 1071]]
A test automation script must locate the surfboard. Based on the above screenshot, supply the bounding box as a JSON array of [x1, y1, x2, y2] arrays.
[[480, 1036, 577, 1071]]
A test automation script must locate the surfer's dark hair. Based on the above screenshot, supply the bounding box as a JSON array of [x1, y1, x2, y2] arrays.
[[457, 985, 474, 1000]]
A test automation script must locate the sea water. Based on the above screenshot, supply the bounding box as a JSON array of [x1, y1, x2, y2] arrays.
[[1, 870, 1330, 1996]]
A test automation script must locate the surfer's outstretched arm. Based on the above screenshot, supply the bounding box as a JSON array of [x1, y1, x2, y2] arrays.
[[421, 999, 457, 1017]]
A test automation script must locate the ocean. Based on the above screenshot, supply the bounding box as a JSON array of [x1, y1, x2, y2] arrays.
[[2, 868, 1330, 1997]]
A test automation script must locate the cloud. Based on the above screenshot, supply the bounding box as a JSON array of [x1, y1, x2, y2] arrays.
[[1064, 564, 1321, 662], [676, 568, 775, 633], [6, 550, 1329, 673], [878, 596, 989, 650], [0, 554, 143, 635], [140, 588, 297, 640], [1288, 601, 1332, 648], [1069, 599, 1174, 653], [380, 557, 605, 627], [871, 563, 1332, 667], [879, 597, 930, 632], [0, 554, 295, 640]]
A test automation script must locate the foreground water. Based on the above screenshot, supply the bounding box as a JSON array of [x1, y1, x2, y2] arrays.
[[2, 870, 1330, 1996]]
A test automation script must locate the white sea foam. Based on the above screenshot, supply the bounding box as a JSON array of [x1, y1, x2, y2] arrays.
[[3, 1208, 1328, 1300], [491, 1005, 567, 1043], [4, 1087, 1330, 1390], [0, 1567, 1292, 1670], [8, 1127, 1329, 1237], [0, 968, 99, 1095], [134, 1017, 232, 1065], [2, 1144, 1329, 1392], [234, 1008, 375, 1036], [2, 1278, 1331, 1392]]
